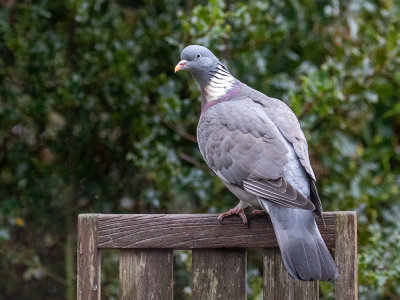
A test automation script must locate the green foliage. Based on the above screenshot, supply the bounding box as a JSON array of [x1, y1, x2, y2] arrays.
[[0, 0, 399, 298]]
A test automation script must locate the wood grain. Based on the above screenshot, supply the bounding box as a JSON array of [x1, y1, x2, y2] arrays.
[[77, 214, 101, 300], [97, 213, 336, 249], [263, 248, 318, 299], [335, 212, 358, 300], [192, 248, 246, 300], [119, 249, 173, 300]]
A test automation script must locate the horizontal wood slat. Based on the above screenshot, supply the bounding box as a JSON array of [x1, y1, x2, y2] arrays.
[[97, 213, 336, 249]]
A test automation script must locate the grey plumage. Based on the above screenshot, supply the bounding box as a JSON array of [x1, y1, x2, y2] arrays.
[[176, 45, 337, 281], [266, 203, 337, 281]]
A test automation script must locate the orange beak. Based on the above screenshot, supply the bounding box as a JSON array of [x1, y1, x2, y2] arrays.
[[175, 60, 188, 72]]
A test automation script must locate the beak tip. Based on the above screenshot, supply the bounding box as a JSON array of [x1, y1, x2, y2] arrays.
[[175, 60, 188, 73]]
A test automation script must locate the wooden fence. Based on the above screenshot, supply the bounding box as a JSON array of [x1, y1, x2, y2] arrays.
[[77, 211, 357, 299]]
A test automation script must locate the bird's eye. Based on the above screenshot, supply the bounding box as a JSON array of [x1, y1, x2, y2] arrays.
[[196, 53, 201, 59]]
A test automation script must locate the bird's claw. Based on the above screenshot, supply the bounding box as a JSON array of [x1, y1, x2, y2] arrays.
[[218, 206, 248, 224]]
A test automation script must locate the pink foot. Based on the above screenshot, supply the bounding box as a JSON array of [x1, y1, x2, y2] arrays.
[[218, 205, 247, 224], [251, 209, 266, 215]]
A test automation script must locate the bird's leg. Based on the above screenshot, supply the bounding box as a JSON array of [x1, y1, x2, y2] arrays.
[[218, 203, 247, 224]]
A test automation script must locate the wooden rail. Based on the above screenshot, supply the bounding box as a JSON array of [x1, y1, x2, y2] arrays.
[[77, 212, 357, 299]]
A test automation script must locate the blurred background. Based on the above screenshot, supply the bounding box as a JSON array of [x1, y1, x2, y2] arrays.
[[0, 0, 399, 299]]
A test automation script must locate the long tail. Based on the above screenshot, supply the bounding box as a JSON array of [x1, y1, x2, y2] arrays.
[[261, 200, 338, 281]]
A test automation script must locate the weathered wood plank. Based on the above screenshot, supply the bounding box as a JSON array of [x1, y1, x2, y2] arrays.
[[192, 248, 247, 300], [263, 248, 318, 299], [77, 214, 101, 300], [335, 212, 357, 300], [119, 249, 173, 300], [97, 213, 336, 249]]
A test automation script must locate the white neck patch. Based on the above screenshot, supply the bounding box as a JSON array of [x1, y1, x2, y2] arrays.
[[204, 64, 235, 102]]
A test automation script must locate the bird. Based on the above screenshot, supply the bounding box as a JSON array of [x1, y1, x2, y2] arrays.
[[175, 45, 338, 281]]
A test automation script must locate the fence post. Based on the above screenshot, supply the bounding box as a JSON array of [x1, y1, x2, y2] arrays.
[[77, 214, 101, 300], [192, 248, 247, 299], [335, 212, 357, 300], [263, 248, 318, 299], [119, 249, 173, 300]]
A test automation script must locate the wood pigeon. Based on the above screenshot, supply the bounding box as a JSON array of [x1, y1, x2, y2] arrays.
[[175, 45, 338, 281]]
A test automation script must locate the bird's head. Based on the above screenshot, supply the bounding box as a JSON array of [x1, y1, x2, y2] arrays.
[[175, 45, 221, 87]]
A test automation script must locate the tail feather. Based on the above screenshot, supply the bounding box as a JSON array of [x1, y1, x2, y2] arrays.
[[261, 200, 338, 281]]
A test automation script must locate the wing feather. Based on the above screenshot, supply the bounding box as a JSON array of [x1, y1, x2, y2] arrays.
[[248, 90, 325, 219]]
